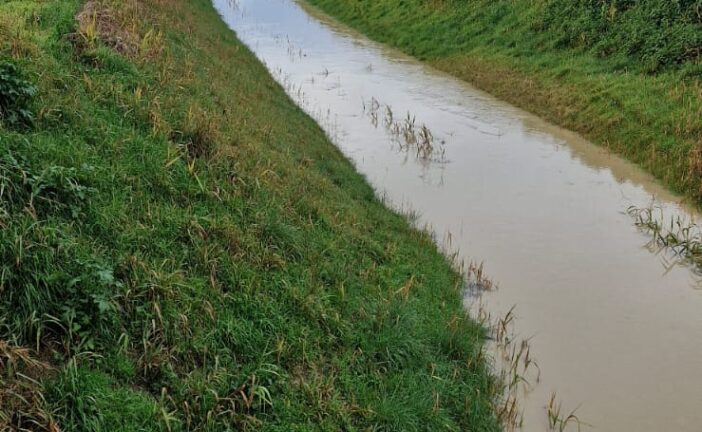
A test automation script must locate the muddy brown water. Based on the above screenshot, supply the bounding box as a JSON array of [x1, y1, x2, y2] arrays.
[[214, 0, 702, 430]]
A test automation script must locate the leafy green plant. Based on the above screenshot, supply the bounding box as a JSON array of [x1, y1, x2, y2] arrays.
[[0, 152, 96, 219], [30, 164, 96, 219], [0, 61, 37, 128]]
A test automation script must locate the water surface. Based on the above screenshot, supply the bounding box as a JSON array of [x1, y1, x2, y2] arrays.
[[214, 1, 702, 430]]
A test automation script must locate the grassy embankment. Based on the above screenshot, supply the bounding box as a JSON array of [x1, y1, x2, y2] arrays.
[[304, 0, 702, 204], [0, 0, 500, 430]]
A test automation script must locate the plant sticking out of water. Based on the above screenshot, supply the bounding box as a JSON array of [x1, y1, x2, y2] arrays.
[[466, 261, 497, 295], [464, 254, 594, 432], [547, 392, 582, 432], [491, 308, 542, 401], [367, 97, 380, 127], [417, 124, 434, 159], [436, 228, 574, 431], [495, 306, 515, 346], [362, 97, 447, 162], [463, 265, 545, 431], [426, 227, 558, 431], [384, 104, 394, 127], [627, 205, 702, 276], [285, 36, 306, 61]]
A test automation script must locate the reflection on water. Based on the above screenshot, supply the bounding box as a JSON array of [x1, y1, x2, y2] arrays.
[[213, 0, 702, 430]]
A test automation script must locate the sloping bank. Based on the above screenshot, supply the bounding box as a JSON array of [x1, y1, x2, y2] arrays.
[[0, 0, 499, 430], [304, 0, 702, 205]]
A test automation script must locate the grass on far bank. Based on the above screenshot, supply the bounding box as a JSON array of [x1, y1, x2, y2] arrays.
[[303, 0, 702, 205], [0, 0, 500, 430]]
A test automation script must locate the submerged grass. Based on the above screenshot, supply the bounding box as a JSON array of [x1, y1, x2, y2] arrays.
[[628, 205, 702, 275], [0, 0, 499, 430], [303, 0, 702, 206], [363, 97, 446, 162]]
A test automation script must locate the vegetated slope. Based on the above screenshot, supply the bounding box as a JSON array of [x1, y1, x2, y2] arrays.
[[304, 0, 702, 204], [0, 0, 499, 430]]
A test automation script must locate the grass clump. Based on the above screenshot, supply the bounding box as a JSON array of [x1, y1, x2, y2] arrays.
[[304, 0, 702, 205], [0, 0, 499, 430], [170, 107, 220, 161]]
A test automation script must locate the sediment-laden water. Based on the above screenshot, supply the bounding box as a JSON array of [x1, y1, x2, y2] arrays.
[[214, 1, 702, 430]]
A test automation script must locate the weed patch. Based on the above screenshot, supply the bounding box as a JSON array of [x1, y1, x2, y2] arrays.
[[0, 61, 36, 129]]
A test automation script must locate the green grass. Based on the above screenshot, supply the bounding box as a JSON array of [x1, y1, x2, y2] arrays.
[[0, 0, 499, 430], [303, 0, 702, 205]]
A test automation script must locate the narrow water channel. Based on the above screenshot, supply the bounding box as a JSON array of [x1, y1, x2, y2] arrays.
[[214, 1, 702, 430]]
